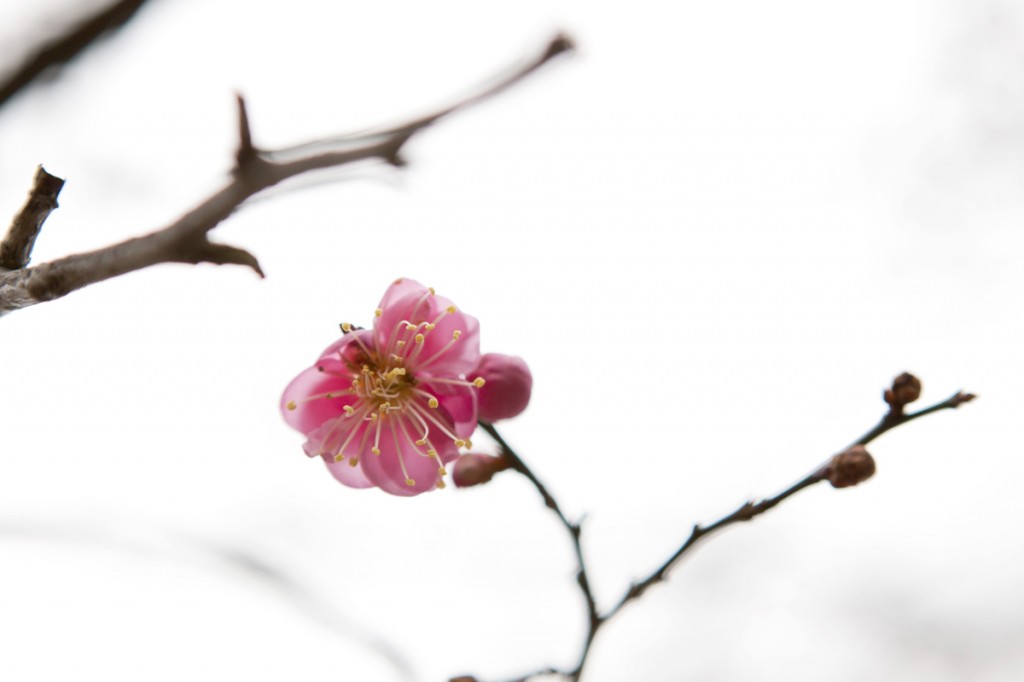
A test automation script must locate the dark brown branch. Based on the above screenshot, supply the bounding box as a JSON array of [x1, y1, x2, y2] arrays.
[[0, 34, 573, 315], [0, 166, 64, 270], [604, 387, 975, 620], [0, 0, 153, 109], [481, 376, 974, 682], [478, 421, 599, 682]]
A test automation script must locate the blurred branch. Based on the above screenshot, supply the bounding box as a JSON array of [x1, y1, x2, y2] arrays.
[[0, 166, 64, 270], [0, 0, 153, 109], [0, 34, 573, 315], [474, 375, 974, 682]]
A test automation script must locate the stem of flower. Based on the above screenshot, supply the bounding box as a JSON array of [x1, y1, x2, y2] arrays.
[[472, 384, 975, 682]]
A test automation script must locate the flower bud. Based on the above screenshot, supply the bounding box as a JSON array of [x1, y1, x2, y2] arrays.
[[884, 372, 922, 413], [826, 445, 876, 488], [470, 353, 533, 422], [452, 453, 511, 488]]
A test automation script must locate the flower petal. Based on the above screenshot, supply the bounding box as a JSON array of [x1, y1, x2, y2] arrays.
[[358, 416, 456, 496], [413, 305, 480, 376], [323, 456, 375, 488], [424, 382, 478, 439], [281, 364, 358, 435]]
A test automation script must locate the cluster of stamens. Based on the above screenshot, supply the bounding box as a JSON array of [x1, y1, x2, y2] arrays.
[[286, 290, 484, 489]]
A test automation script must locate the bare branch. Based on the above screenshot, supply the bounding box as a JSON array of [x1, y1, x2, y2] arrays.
[[479, 374, 974, 682], [0, 34, 573, 315], [0, 166, 64, 270], [0, 0, 153, 109]]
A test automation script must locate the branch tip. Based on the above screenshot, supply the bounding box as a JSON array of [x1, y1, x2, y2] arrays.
[[200, 242, 265, 277], [235, 94, 257, 166], [1, 166, 66, 270], [544, 33, 577, 61]]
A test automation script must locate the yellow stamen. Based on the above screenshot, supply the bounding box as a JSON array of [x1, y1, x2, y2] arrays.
[[349, 457, 359, 467], [286, 401, 297, 411], [374, 308, 382, 318], [473, 378, 485, 388], [428, 397, 439, 408]]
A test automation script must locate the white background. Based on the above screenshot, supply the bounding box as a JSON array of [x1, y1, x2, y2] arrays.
[[1, 1, 1021, 680]]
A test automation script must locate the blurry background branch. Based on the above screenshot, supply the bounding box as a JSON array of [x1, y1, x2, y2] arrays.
[[0, 34, 573, 315], [0, 0, 154, 109], [470, 374, 975, 682]]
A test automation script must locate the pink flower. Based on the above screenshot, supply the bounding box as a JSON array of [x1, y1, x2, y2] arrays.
[[471, 353, 533, 422], [281, 278, 484, 496]]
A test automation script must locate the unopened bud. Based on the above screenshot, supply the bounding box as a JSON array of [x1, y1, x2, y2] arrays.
[[452, 453, 511, 488], [884, 372, 922, 412], [827, 445, 876, 488], [470, 353, 533, 422]]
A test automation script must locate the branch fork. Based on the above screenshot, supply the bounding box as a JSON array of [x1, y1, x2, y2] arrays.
[[0, 34, 574, 315]]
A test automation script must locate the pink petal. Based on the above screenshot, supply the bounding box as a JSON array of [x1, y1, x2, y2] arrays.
[[323, 456, 375, 488], [281, 364, 358, 435], [358, 416, 456, 496], [412, 306, 480, 376], [425, 383, 478, 439]]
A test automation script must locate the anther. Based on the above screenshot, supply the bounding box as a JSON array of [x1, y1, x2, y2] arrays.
[[428, 397, 439, 408], [438, 467, 448, 476], [348, 457, 359, 467], [415, 334, 425, 344], [415, 439, 427, 446], [436, 480, 447, 490], [343, 405, 355, 416], [333, 453, 345, 463], [375, 308, 382, 318], [446, 305, 456, 314], [372, 447, 381, 456], [341, 322, 353, 333], [454, 439, 467, 448], [286, 401, 297, 411], [473, 378, 486, 388], [453, 330, 462, 339], [405, 478, 416, 486]]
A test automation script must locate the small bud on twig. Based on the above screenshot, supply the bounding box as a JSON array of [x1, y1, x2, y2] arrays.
[[826, 445, 876, 488], [452, 453, 512, 488], [884, 372, 922, 414]]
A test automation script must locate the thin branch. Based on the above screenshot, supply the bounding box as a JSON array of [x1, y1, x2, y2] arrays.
[[0, 0, 153, 109], [0, 166, 64, 270], [482, 376, 974, 682], [0, 34, 573, 315], [605, 387, 975, 619], [478, 421, 598, 682]]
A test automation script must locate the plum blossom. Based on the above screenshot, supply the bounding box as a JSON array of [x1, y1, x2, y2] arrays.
[[281, 278, 484, 496]]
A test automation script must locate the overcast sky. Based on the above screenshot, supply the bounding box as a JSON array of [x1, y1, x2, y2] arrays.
[[1, 1, 1022, 681]]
